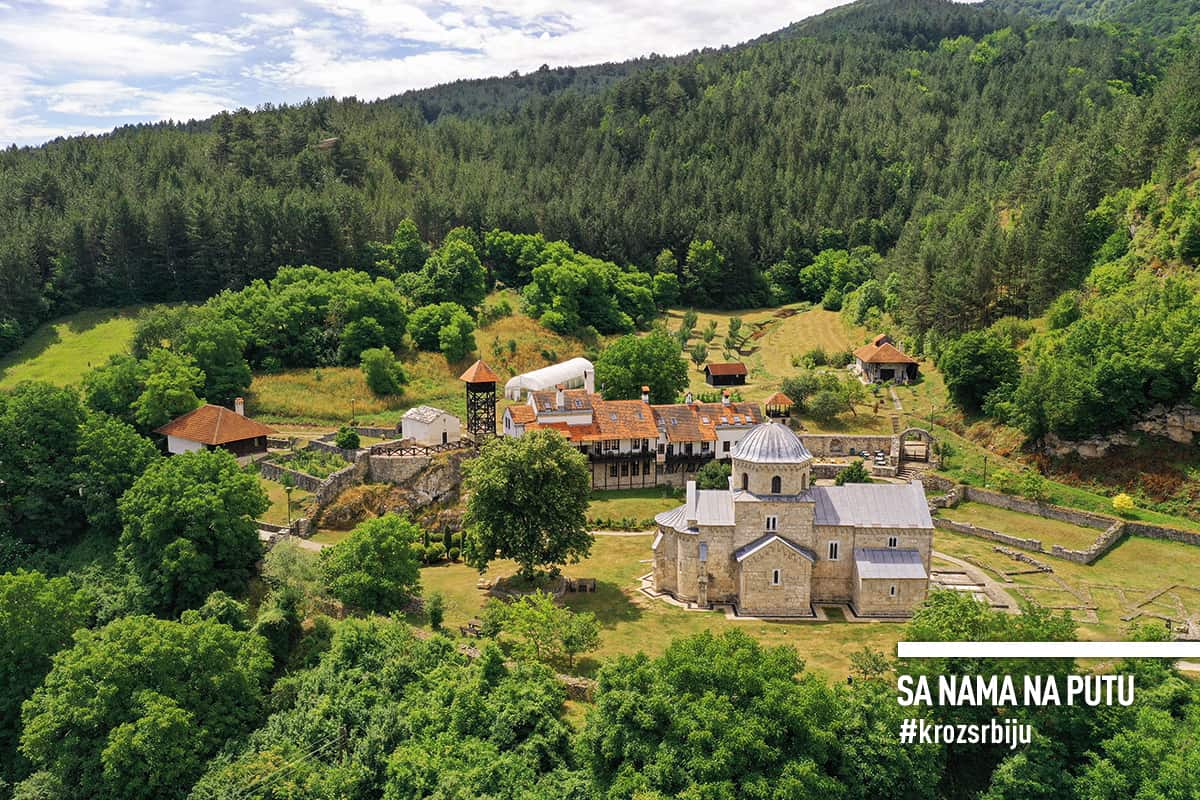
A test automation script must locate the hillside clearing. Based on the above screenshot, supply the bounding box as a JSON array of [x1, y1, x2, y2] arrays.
[[0, 308, 140, 389]]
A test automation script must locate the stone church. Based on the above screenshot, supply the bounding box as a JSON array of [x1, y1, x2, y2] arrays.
[[651, 421, 934, 617]]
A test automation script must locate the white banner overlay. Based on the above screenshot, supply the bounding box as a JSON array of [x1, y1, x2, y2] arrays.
[[898, 642, 1200, 658]]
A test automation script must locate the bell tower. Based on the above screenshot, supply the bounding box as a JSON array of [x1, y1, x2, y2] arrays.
[[459, 360, 498, 440]]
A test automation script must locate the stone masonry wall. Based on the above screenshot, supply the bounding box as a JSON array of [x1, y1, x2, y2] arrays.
[[1125, 521, 1200, 547], [962, 486, 1112, 529], [933, 517, 1044, 552], [1050, 520, 1126, 564]]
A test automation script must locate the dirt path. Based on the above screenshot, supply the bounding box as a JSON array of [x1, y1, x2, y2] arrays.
[[932, 550, 1021, 612]]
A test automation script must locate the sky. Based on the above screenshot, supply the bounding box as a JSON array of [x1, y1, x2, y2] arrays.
[[0, 0, 856, 147]]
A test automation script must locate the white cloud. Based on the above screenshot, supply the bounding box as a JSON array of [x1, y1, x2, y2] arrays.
[[2, 0, 853, 146]]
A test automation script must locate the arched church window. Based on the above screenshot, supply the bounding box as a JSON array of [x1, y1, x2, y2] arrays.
[[771, 475, 782, 494], [741, 473, 749, 491]]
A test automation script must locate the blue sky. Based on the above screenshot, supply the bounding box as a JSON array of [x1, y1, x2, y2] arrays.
[[0, 0, 854, 147]]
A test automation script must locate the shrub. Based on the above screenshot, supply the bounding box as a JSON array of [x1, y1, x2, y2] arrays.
[[360, 346, 408, 396], [804, 347, 828, 367], [834, 460, 871, 485], [808, 390, 844, 421], [1112, 493, 1135, 516], [427, 591, 445, 630], [334, 425, 360, 450], [448, 546, 460, 561], [425, 542, 446, 563]]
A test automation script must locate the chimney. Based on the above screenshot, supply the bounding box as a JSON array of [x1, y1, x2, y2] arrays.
[[641, 385, 650, 404], [555, 383, 565, 410], [685, 480, 698, 528], [584, 368, 595, 395], [685, 391, 694, 405], [722, 390, 731, 407], [234, 397, 245, 416]]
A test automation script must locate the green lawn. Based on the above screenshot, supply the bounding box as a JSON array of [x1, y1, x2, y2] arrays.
[[0, 307, 140, 389], [588, 487, 683, 525], [418, 534, 908, 680], [937, 501, 1106, 551], [935, 528, 1200, 640], [258, 476, 313, 526]]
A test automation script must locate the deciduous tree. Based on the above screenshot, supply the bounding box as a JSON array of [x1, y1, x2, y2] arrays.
[[118, 449, 267, 615], [464, 431, 591, 579]]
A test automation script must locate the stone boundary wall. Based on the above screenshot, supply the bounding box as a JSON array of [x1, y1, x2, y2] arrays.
[[355, 425, 400, 438], [1125, 521, 1200, 547], [800, 434, 896, 461], [259, 451, 371, 507], [258, 460, 323, 492], [257, 518, 314, 539], [923, 474, 957, 494], [933, 517, 1044, 552], [266, 436, 292, 449], [961, 486, 1113, 530], [310, 435, 363, 461], [1050, 520, 1126, 564], [934, 481, 1200, 560], [315, 452, 370, 505], [368, 454, 432, 485]]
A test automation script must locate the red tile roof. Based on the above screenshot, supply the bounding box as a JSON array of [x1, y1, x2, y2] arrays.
[[154, 404, 275, 445], [530, 388, 594, 413], [696, 401, 763, 428], [704, 361, 748, 376], [854, 340, 918, 365], [459, 360, 499, 383], [590, 399, 659, 441], [765, 391, 794, 407], [505, 404, 537, 424]]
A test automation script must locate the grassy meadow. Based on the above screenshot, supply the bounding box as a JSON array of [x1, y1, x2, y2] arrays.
[[0, 307, 139, 389], [936, 501, 1107, 551], [416, 533, 908, 680]]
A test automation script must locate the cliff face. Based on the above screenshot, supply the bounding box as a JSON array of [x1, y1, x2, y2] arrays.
[[315, 451, 470, 533], [1043, 403, 1200, 459]]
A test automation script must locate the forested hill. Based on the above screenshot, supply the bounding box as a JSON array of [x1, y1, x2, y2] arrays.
[[984, 0, 1200, 36], [0, 0, 1195, 353]]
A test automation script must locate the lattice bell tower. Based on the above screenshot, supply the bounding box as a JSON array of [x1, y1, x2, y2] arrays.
[[459, 360, 498, 440]]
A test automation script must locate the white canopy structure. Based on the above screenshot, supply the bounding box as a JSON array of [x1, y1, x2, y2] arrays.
[[504, 357, 595, 400]]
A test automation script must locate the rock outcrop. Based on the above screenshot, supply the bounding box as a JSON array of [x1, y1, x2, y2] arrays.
[[1043, 403, 1198, 459]]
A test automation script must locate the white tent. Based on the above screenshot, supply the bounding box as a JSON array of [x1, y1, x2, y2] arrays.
[[504, 357, 595, 400]]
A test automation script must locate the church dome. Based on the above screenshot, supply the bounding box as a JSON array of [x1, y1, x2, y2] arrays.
[[732, 421, 813, 464]]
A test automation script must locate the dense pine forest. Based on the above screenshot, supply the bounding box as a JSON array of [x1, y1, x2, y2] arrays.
[[4, 2, 1200, 799], [0, 0, 1191, 329]]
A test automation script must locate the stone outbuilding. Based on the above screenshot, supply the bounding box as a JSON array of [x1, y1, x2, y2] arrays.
[[853, 334, 919, 384], [651, 421, 933, 617], [401, 405, 461, 446]]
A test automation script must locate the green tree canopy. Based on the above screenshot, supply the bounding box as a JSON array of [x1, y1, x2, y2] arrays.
[[118, 449, 267, 615], [0, 382, 86, 546], [19, 615, 271, 800], [71, 413, 161, 537], [131, 349, 205, 431], [595, 329, 689, 403], [320, 515, 423, 614], [0, 571, 92, 786], [464, 430, 592, 579], [938, 330, 1020, 411]]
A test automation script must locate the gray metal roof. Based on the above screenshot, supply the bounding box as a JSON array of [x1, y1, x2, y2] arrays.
[[654, 484, 735, 532], [731, 422, 813, 464], [402, 405, 453, 424], [811, 482, 933, 529], [854, 547, 928, 579], [735, 534, 816, 563]]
